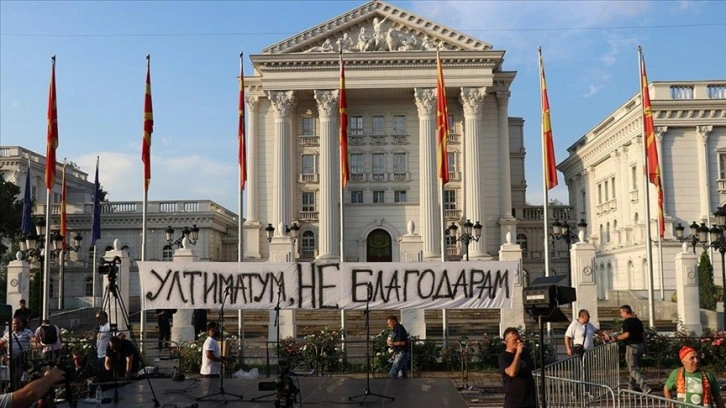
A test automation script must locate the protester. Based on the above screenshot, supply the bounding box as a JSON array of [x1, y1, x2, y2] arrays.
[[12, 300, 31, 328], [386, 315, 409, 379], [611, 304, 652, 394], [564, 309, 610, 357], [34, 319, 62, 362], [95, 311, 112, 373], [0, 366, 65, 408], [200, 322, 231, 378], [191, 309, 207, 340], [104, 336, 141, 380], [0, 317, 36, 389], [664, 346, 724, 408], [498, 327, 537, 408], [155, 309, 175, 350]]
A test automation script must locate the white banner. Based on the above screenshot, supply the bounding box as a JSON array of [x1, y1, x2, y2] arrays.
[[138, 261, 518, 311]]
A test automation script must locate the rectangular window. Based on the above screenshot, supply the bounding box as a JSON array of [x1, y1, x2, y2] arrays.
[[350, 153, 364, 176], [598, 184, 602, 204], [393, 153, 406, 173], [301, 154, 315, 174], [604, 180, 609, 201], [611, 177, 616, 200], [720, 153, 726, 179], [372, 153, 385, 180], [392, 115, 406, 135], [447, 151, 456, 173], [302, 117, 315, 136], [372, 190, 385, 203], [350, 116, 364, 136], [394, 190, 407, 203], [302, 192, 315, 212], [351, 190, 363, 204], [448, 113, 455, 133], [631, 165, 638, 189], [444, 190, 457, 210], [372, 115, 385, 135]]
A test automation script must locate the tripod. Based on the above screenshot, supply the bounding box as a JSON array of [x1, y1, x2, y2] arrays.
[[99, 258, 160, 406], [348, 285, 394, 404], [250, 280, 286, 403], [196, 286, 243, 403]]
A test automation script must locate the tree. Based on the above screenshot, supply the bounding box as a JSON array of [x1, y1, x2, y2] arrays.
[[697, 251, 718, 310], [0, 173, 23, 256]]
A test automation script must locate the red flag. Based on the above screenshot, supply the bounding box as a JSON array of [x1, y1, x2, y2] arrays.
[[239, 53, 247, 191], [142, 55, 154, 192], [639, 47, 664, 238], [60, 163, 67, 250], [539, 48, 558, 190], [45, 56, 58, 190], [436, 52, 449, 185], [339, 53, 350, 188]]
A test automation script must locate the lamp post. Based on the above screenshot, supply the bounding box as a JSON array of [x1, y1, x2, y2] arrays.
[[551, 219, 587, 285], [675, 221, 711, 254], [165, 224, 200, 248], [446, 219, 482, 261], [56, 231, 83, 310], [264, 223, 300, 243]]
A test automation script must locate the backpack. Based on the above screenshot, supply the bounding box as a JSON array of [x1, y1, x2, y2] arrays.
[[40, 325, 58, 345]]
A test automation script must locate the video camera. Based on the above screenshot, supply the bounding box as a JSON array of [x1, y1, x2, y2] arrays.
[[258, 361, 299, 408], [98, 256, 121, 277]]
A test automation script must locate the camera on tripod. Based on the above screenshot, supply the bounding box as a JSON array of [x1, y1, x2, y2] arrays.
[[98, 256, 121, 277], [258, 360, 298, 408]]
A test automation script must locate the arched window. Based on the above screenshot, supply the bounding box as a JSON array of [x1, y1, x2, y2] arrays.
[[300, 231, 316, 259], [85, 277, 94, 296], [516, 233, 528, 254], [162, 245, 173, 261]]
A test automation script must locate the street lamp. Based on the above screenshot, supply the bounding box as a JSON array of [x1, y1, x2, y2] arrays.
[[551, 219, 587, 284], [17, 218, 66, 262], [675, 221, 710, 254], [165, 224, 200, 248], [446, 219, 482, 261], [264, 223, 301, 243]]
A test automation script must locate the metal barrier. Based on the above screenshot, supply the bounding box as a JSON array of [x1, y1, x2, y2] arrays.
[[618, 389, 704, 408], [533, 374, 618, 408]]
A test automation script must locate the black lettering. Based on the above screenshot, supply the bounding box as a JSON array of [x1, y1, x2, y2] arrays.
[[167, 270, 188, 303], [469, 269, 485, 298], [145, 269, 172, 300], [204, 272, 217, 304], [183, 271, 202, 305], [492, 269, 509, 299], [384, 270, 401, 302], [433, 269, 454, 299], [317, 263, 339, 309], [298, 262, 316, 308], [351, 268, 373, 302], [418, 269, 435, 298], [451, 269, 469, 298], [403, 269, 420, 302]]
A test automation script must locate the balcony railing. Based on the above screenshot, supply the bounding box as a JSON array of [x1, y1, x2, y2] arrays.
[[350, 173, 365, 182], [391, 172, 409, 181], [447, 133, 461, 144], [391, 134, 408, 144], [371, 173, 387, 182], [298, 136, 319, 146], [370, 134, 387, 145], [298, 173, 319, 183], [349, 135, 365, 146], [520, 205, 573, 221], [448, 171, 461, 181], [298, 211, 318, 221], [444, 209, 461, 219]]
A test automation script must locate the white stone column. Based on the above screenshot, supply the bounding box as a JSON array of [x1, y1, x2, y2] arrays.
[[170, 239, 197, 344], [570, 232, 599, 327], [104, 239, 130, 337], [497, 91, 513, 219], [414, 88, 441, 260], [696, 125, 713, 222], [398, 220, 426, 338], [675, 243, 702, 335], [6, 254, 30, 320], [499, 232, 524, 335], [460, 87, 488, 258], [583, 167, 596, 242], [267, 91, 296, 236], [244, 96, 262, 259], [313, 89, 340, 260]]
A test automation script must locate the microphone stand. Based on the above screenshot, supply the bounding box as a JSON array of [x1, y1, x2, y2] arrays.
[[197, 286, 243, 403], [348, 284, 394, 404], [251, 280, 284, 402]]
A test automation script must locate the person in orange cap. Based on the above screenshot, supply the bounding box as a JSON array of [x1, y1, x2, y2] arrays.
[[664, 345, 724, 408]]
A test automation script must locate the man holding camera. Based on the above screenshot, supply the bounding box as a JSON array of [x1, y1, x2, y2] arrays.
[[564, 309, 610, 357]]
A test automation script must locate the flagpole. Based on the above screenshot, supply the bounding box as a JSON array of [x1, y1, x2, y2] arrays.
[[58, 161, 67, 310], [42, 54, 58, 322], [91, 156, 101, 308], [538, 48, 552, 282], [43, 188, 51, 320], [140, 54, 154, 351], [93, 246, 98, 307], [238, 51, 246, 366], [338, 51, 348, 362], [639, 46, 656, 328]]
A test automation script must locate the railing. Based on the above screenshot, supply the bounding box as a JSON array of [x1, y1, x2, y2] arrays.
[[370, 173, 386, 182], [370, 134, 387, 145], [619, 389, 704, 408], [298, 136, 319, 146], [444, 209, 461, 219], [349, 135, 365, 145], [298, 173, 319, 183], [520, 205, 574, 221], [448, 171, 461, 181], [447, 133, 460, 144], [298, 211, 318, 221], [390, 134, 408, 144], [391, 172, 408, 181], [350, 173, 365, 182]]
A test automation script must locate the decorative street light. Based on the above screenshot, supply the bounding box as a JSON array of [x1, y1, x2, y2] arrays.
[[675, 221, 711, 254], [17, 218, 66, 262], [550, 219, 588, 284], [446, 219, 482, 261], [165, 224, 200, 248], [264, 223, 301, 243]]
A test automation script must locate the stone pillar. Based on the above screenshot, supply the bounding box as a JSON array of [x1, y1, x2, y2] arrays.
[[499, 232, 524, 335], [103, 239, 130, 335], [496, 91, 513, 218], [244, 96, 262, 259], [6, 254, 30, 322], [460, 87, 488, 258], [171, 239, 197, 344], [414, 88, 441, 260], [675, 243, 702, 335], [398, 220, 426, 339], [313, 89, 340, 261], [570, 231, 599, 326], [696, 125, 712, 222], [267, 91, 296, 237]]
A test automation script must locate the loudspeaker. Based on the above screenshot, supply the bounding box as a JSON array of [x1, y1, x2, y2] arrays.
[[0, 304, 12, 326]]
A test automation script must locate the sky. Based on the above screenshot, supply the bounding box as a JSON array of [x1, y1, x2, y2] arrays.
[[1, 0, 725, 214]]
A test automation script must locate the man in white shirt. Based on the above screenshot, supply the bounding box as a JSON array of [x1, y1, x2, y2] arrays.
[[0, 318, 36, 390], [96, 311, 112, 375], [565, 309, 610, 357], [200, 323, 231, 378]]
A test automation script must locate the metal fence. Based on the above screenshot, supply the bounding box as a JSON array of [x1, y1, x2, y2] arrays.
[[618, 389, 704, 408]]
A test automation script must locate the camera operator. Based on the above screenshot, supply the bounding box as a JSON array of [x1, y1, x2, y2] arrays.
[[200, 323, 231, 378], [104, 336, 141, 381], [0, 318, 35, 389], [0, 366, 65, 408]]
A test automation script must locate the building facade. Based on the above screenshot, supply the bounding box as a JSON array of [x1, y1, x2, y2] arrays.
[[559, 81, 726, 302]]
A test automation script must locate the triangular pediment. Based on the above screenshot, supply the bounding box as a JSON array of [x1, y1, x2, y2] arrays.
[[262, 1, 492, 55]]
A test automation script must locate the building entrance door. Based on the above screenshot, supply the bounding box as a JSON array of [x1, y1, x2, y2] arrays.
[[366, 229, 392, 262]]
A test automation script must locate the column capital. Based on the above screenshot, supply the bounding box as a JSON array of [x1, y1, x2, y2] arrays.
[[245, 95, 260, 112], [267, 90, 296, 119], [696, 125, 713, 144], [313, 90, 339, 119], [414, 87, 436, 116], [655, 126, 667, 143], [495, 91, 510, 106], [459, 87, 487, 116]]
